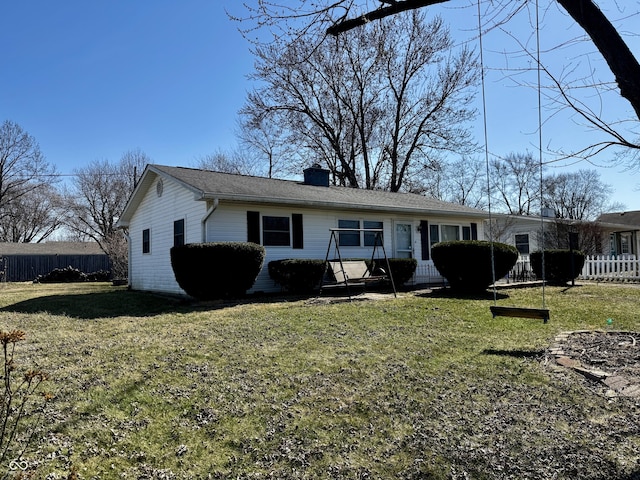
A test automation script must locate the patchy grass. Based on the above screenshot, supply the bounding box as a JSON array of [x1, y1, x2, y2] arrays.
[[0, 281, 639, 479]]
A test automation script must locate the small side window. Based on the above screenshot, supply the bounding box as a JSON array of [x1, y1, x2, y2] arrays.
[[174, 219, 185, 247], [515, 234, 530, 254], [142, 229, 150, 254]]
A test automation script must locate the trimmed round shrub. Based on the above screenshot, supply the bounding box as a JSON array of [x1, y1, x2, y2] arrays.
[[170, 242, 265, 300], [372, 258, 418, 287], [268, 259, 326, 293], [530, 249, 585, 286], [431, 240, 518, 293]]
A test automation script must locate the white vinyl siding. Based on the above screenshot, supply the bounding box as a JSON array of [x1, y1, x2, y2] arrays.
[[128, 177, 205, 295]]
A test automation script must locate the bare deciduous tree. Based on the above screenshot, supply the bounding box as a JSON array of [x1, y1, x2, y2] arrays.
[[0, 120, 60, 240], [67, 150, 151, 279], [411, 155, 486, 207], [0, 184, 65, 243], [242, 10, 478, 192], [489, 152, 541, 216], [237, 116, 290, 179], [443, 156, 486, 208], [240, 1, 640, 167], [488, 153, 620, 220], [193, 149, 264, 177], [543, 169, 623, 221]]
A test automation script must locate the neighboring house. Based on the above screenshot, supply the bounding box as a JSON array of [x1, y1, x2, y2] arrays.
[[492, 213, 640, 258], [117, 164, 490, 295], [485, 214, 555, 256], [596, 211, 640, 256], [0, 242, 110, 282]]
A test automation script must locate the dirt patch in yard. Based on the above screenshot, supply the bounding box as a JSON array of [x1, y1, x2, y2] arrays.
[[551, 330, 640, 398]]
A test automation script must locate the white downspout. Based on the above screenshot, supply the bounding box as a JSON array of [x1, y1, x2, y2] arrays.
[[201, 199, 219, 242], [124, 230, 131, 287]]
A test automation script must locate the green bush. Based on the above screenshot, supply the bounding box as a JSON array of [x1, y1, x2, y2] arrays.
[[431, 240, 518, 293], [530, 249, 585, 286], [372, 258, 418, 286], [170, 242, 265, 300], [268, 259, 326, 293]]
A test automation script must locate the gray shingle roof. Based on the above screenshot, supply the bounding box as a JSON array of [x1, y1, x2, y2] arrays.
[[597, 211, 640, 229], [0, 242, 105, 256], [149, 164, 488, 218]]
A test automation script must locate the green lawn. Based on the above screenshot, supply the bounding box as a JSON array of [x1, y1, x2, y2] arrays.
[[1, 282, 639, 479]]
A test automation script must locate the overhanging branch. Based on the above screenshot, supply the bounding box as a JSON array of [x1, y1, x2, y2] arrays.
[[327, 0, 449, 35]]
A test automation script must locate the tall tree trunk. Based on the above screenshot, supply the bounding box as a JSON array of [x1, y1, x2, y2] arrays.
[[556, 0, 640, 121]]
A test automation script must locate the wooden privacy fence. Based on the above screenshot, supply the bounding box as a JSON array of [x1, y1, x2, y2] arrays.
[[0, 254, 111, 282], [580, 255, 640, 282]]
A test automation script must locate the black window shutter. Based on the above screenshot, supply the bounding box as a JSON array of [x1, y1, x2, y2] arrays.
[[471, 222, 478, 240], [420, 220, 429, 260], [292, 214, 303, 249], [247, 211, 260, 244]]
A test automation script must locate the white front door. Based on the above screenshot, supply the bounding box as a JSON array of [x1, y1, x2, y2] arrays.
[[395, 223, 413, 258]]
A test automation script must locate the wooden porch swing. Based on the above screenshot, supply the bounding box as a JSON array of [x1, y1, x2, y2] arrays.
[[319, 228, 397, 300]]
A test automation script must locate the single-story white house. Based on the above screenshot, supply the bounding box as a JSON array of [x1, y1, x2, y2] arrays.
[[117, 164, 490, 295]]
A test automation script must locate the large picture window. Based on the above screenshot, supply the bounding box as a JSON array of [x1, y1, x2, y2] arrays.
[[441, 225, 460, 242], [429, 223, 477, 253]]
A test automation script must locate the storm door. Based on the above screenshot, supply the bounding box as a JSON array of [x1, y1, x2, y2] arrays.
[[395, 223, 413, 258]]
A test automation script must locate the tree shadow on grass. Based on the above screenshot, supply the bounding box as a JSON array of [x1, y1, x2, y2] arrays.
[[0, 289, 188, 320], [482, 348, 546, 359], [0, 288, 315, 320], [416, 287, 510, 301]]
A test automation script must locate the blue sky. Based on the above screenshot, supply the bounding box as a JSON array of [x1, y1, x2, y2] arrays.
[[1, 1, 639, 211]]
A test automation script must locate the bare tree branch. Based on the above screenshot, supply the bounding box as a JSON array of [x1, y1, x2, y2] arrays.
[[327, 0, 449, 35]]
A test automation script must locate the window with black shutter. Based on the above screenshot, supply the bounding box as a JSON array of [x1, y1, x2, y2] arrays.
[[173, 219, 185, 247]]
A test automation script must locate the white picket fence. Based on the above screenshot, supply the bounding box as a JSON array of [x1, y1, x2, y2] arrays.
[[411, 254, 640, 286], [580, 254, 640, 282], [412, 263, 446, 286], [506, 254, 640, 283]]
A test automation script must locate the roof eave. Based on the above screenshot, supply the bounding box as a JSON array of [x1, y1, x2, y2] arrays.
[[199, 192, 487, 218]]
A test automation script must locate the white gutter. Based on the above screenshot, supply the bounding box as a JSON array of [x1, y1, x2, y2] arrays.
[[124, 230, 131, 286], [195, 193, 487, 219]]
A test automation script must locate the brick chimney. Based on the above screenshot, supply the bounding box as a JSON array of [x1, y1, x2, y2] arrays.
[[303, 164, 330, 187]]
